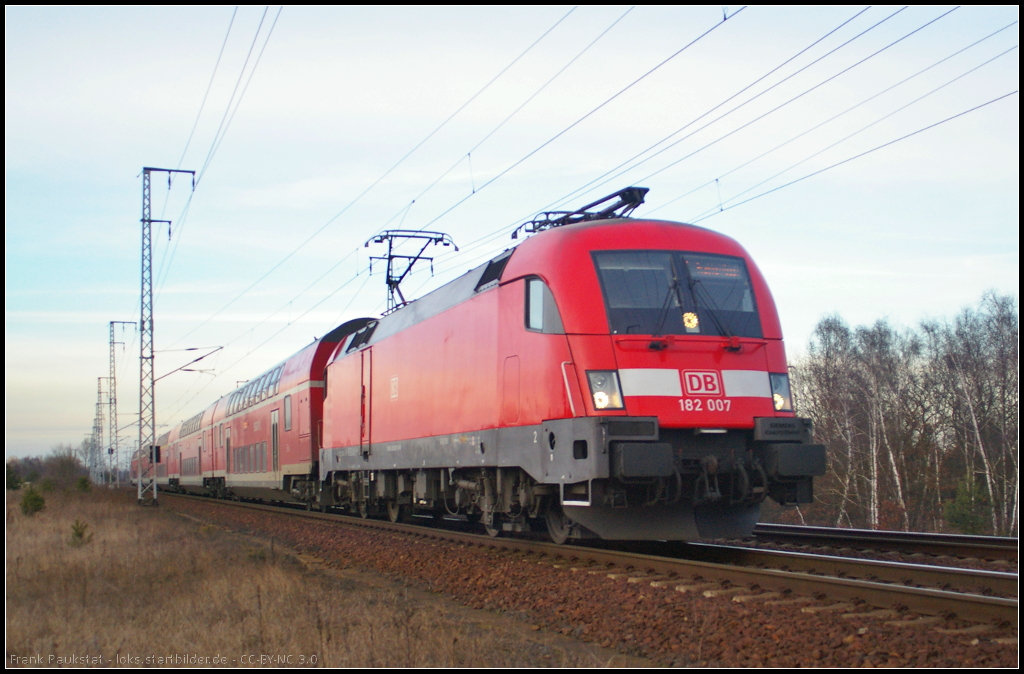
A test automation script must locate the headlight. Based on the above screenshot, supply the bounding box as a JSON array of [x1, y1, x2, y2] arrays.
[[587, 371, 624, 410], [769, 373, 793, 412]]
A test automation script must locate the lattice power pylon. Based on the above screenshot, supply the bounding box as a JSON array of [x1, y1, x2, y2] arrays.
[[137, 167, 193, 504], [92, 377, 105, 484], [109, 320, 133, 487]]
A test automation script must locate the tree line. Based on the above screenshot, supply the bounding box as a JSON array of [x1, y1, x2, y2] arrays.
[[6, 443, 89, 491], [784, 292, 1018, 536]]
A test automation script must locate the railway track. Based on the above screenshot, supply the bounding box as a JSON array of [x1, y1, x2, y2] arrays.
[[752, 523, 1019, 562], [163, 493, 1017, 626]]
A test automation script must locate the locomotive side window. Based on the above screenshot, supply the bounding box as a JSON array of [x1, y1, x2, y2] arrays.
[[592, 250, 762, 338], [284, 395, 292, 431], [524, 278, 565, 334]]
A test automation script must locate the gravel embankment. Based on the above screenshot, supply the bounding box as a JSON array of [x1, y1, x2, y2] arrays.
[[166, 497, 1018, 668]]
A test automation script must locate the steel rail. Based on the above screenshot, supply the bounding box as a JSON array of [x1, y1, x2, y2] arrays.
[[753, 523, 1019, 561], [674, 542, 1018, 598], [164, 494, 1017, 626]]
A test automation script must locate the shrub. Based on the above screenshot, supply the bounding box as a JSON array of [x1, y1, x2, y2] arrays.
[[945, 476, 990, 535], [39, 478, 55, 493], [75, 476, 92, 492], [20, 487, 45, 516], [70, 520, 94, 546], [6, 463, 22, 491]]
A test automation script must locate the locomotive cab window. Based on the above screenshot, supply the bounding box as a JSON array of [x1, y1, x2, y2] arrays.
[[524, 278, 565, 334], [592, 250, 762, 338]]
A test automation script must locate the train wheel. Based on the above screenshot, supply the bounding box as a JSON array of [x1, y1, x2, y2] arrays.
[[357, 501, 369, 519], [386, 500, 409, 523], [545, 508, 573, 545]]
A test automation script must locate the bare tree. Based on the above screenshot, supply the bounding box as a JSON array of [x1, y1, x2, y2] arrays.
[[788, 293, 1017, 535]]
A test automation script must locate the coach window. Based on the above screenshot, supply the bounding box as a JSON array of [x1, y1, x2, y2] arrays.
[[284, 395, 292, 431], [524, 278, 565, 334]]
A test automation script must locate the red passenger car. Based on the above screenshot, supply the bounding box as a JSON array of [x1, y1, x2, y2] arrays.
[[161, 319, 371, 503]]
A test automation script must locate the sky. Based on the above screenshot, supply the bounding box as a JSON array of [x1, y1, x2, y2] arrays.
[[5, 6, 1019, 461]]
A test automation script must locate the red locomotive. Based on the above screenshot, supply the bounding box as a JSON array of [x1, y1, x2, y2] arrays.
[[143, 188, 825, 542]]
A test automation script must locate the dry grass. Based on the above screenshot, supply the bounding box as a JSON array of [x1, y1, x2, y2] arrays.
[[5, 489, 614, 667]]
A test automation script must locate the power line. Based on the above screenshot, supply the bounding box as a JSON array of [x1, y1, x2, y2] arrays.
[[198, 6, 270, 183], [388, 6, 637, 221], [392, 11, 1005, 300], [412, 6, 750, 233], [689, 90, 1018, 223], [200, 6, 283, 183], [160, 269, 372, 421], [178, 7, 239, 170], [392, 5, 888, 278], [152, 8, 1012, 430], [389, 6, 885, 276], [543, 5, 876, 212], [181, 7, 627, 358], [627, 6, 960, 188], [155, 7, 280, 297], [165, 7, 577, 350], [656, 34, 1019, 219]]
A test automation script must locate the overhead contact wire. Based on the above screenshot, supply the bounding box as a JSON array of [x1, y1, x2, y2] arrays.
[[628, 6, 960, 189], [545, 5, 875, 211], [160, 270, 373, 421], [404, 5, 886, 274], [691, 90, 1019, 223], [684, 44, 1019, 220], [393, 6, 636, 223], [414, 7, 749, 233], [399, 7, 963, 298], [647, 20, 1020, 216], [178, 7, 239, 171], [167, 7, 577, 349], [156, 7, 282, 299]]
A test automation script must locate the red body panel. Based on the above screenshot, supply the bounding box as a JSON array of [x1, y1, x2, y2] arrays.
[[321, 218, 792, 450]]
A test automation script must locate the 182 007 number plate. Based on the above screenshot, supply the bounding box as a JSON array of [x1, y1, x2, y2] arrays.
[[679, 398, 731, 412]]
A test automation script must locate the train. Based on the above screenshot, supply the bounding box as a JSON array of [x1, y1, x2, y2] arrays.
[[134, 188, 825, 542]]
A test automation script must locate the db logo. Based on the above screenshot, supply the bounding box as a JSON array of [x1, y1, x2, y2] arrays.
[[682, 370, 722, 396]]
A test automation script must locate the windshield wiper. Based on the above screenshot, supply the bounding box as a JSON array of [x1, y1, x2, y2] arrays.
[[651, 262, 687, 345], [689, 277, 734, 339]]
